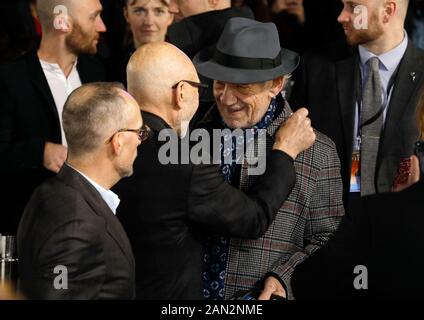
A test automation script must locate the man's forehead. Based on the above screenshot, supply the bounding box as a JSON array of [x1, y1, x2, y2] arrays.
[[72, 0, 103, 14]]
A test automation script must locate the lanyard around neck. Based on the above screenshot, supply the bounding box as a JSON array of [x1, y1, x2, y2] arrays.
[[354, 57, 400, 134]]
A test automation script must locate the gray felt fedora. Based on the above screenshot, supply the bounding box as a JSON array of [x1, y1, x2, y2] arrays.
[[193, 17, 300, 84]]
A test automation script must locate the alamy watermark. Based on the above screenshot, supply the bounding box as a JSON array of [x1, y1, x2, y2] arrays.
[[158, 128, 268, 176], [353, 265, 368, 290], [353, 5, 369, 31], [53, 5, 70, 31], [53, 265, 68, 290]]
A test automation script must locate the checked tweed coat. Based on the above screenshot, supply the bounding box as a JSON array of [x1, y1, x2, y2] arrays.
[[223, 100, 345, 300]]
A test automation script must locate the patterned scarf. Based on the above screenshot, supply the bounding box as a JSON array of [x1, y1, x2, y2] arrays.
[[202, 97, 283, 300]]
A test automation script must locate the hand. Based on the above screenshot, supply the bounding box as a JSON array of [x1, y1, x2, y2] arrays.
[[43, 142, 67, 173], [272, 108, 316, 160], [258, 276, 286, 300], [392, 155, 420, 192]]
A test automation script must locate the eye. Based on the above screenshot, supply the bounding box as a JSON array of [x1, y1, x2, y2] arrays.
[[154, 8, 166, 16], [347, 2, 358, 10], [133, 7, 147, 15], [235, 84, 252, 95]]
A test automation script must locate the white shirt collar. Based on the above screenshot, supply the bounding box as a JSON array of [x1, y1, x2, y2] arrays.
[[67, 164, 120, 215], [358, 30, 408, 72]]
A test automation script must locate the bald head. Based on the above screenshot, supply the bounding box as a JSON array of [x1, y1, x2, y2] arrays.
[[397, 0, 410, 20], [127, 42, 198, 108], [36, 0, 104, 33], [36, 0, 74, 31]]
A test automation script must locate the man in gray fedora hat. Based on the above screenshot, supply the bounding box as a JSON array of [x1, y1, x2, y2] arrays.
[[195, 17, 345, 300]]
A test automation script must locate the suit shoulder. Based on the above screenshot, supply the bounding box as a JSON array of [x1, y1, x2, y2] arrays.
[[295, 129, 339, 169], [25, 176, 95, 223], [0, 54, 29, 77], [314, 130, 338, 151]]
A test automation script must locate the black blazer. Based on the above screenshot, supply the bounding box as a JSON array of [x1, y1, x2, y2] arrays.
[[0, 51, 105, 234], [113, 112, 296, 300], [17, 164, 135, 300], [167, 6, 254, 60], [291, 180, 424, 300], [292, 42, 424, 201]]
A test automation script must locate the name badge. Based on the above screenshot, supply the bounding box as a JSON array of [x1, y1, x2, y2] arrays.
[[350, 150, 361, 193]]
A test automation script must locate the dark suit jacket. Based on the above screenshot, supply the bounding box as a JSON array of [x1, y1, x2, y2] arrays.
[[0, 51, 105, 234], [113, 111, 296, 300], [167, 6, 254, 60], [17, 164, 135, 300], [291, 180, 424, 300], [292, 42, 424, 202]]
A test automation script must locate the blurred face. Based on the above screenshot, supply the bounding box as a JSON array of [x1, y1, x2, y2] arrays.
[[168, 0, 209, 18], [337, 0, 384, 46], [66, 0, 106, 55], [125, 0, 173, 47], [214, 80, 278, 129], [116, 94, 143, 178]]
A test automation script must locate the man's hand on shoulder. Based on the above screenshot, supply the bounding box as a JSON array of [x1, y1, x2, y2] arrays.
[[273, 107, 316, 160]]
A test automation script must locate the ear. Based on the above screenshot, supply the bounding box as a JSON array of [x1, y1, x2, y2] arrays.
[[382, 0, 397, 23], [268, 77, 285, 98], [53, 11, 72, 33], [173, 81, 185, 111], [110, 133, 123, 156]]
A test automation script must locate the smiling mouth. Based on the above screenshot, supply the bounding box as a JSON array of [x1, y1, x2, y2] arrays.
[[227, 106, 244, 115]]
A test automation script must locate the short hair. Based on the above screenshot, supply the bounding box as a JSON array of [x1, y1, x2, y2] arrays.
[[63, 82, 131, 157], [36, 0, 70, 31]]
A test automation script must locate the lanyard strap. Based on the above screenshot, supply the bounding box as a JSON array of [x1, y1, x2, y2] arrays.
[[354, 58, 400, 136]]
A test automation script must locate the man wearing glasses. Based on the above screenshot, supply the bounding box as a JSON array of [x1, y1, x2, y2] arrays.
[[17, 82, 144, 300], [113, 41, 315, 299]]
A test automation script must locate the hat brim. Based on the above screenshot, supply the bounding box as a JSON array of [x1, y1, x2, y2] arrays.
[[193, 47, 300, 84]]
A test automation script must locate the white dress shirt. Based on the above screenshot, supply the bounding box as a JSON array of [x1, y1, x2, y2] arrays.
[[39, 59, 82, 146], [350, 31, 409, 193], [68, 164, 121, 215]]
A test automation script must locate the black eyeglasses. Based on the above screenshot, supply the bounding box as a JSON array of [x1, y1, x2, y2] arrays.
[[107, 125, 151, 143], [172, 80, 209, 96]]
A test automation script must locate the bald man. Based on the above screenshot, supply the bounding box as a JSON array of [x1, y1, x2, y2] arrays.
[[0, 0, 106, 234], [292, 0, 424, 207], [113, 42, 315, 299], [18, 82, 144, 300], [167, 0, 254, 126]]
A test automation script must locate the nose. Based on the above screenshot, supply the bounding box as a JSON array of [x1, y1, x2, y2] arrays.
[[143, 11, 154, 25], [219, 84, 238, 106], [96, 16, 107, 33], [168, 0, 180, 14], [337, 7, 349, 24]]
